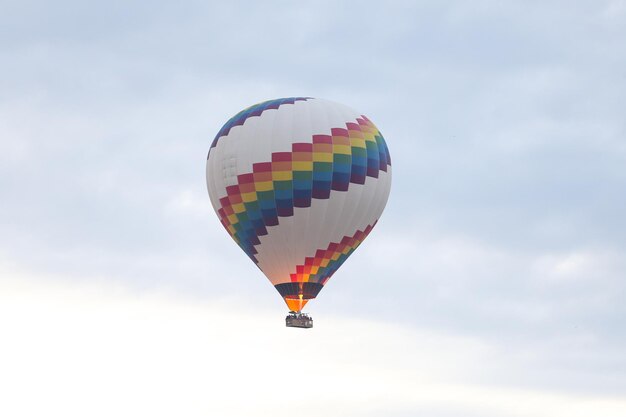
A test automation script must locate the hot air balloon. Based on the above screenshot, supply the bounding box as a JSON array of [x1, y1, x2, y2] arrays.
[[206, 97, 391, 327]]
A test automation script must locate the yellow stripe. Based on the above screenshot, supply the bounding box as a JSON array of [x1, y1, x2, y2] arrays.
[[255, 181, 273, 192], [292, 161, 313, 171], [232, 203, 245, 214], [272, 171, 292, 181], [363, 133, 377, 142], [313, 152, 333, 162], [333, 144, 351, 154], [241, 192, 257, 203], [350, 138, 366, 148], [331, 252, 341, 261], [227, 214, 238, 223]]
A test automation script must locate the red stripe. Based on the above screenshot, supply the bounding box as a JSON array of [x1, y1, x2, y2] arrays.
[[313, 134, 332, 144], [346, 122, 362, 131], [272, 152, 292, 162], [238, 173, 254, 184], [253, 162, 272, 172], [292, 143, 313, 152], [331, 128, 349, 137]]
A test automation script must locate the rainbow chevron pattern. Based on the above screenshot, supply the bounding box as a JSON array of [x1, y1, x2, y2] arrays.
[[289, 223, 375, 285], [209, 97, 310, 152], [215, 116, 391, 263]]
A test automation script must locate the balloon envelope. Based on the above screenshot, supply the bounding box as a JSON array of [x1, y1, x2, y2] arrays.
[[206, 97, 391, 312]]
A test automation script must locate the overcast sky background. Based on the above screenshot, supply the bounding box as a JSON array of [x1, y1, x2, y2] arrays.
[[1, 1, 625, 416]]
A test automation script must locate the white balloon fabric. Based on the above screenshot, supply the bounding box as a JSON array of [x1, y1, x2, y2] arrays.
[[206, 97, 391, 312]]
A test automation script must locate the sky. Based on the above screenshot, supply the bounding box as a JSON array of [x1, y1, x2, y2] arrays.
[[1, 1, 625, 416]]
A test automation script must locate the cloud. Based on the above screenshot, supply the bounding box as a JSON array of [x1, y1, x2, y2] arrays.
[[2, 266, 626, 417], [1, 0, 625, 412]]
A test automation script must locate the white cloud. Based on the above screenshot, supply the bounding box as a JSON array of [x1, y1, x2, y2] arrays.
[[1, 1, 625, 414], [1, 265, 625, 417], [602, 0, 626, 19], [164, 188, 211, 219], [531, 249, 624, 284]]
